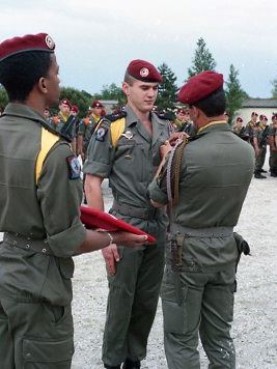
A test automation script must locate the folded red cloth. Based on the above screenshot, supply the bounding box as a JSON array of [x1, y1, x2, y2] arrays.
[[80, 205, 156, 244]]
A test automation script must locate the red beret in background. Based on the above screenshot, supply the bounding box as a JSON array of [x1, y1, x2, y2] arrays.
[[91, 100, 104, 108], [0, 33, 55, 62], [80, 205, 156, 244], [251, 111, 258, 117], [71, 105, 79, 113], [178, 70, 224, 105], [127, 59, 162, 83], [60, 98, 72, 108], [272, 114, 277, 120], [236, 117, 243, 122]]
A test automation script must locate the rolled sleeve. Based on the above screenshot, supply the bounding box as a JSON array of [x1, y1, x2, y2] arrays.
[[47, 221, 86, 257], [148, 177, 168, 205]]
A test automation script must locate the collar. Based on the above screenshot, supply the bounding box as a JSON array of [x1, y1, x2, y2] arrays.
[[197, 120, 227, 134]]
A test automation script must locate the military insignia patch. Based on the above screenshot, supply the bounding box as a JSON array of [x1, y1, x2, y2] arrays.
[[95, 127, 108, 142], [66, 155, 81, 179]]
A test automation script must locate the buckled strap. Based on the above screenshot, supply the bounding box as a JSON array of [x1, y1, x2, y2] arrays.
[[3, 232, 54, 255], [112, 201, 158, 220], [171, 224, 234, 238]]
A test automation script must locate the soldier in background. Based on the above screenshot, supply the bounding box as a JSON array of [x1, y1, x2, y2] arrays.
[[50, 98, 71, 132], [245, 111, 258, 146], [268, 113, 277, 177], [78, 100, 104, 160], [253, 114, 269, 179], [173, 108, 196, 137], [232, 117, 249, 141]]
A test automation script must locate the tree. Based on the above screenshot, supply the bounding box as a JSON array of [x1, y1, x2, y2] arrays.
[[187, 37, 217, 77], [52, 86, 93, 117], [156, 63, 178, 111], [271, 79, 277, 98], [225, 64, 248, 124], [96, 83, 125, 105], [0, 85, 8, 110]]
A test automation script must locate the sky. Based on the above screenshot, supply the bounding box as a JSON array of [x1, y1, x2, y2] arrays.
[[1, 0, 277, 98]]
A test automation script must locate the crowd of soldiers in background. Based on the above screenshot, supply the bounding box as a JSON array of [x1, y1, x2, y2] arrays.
[[2, 99, 276, 179]]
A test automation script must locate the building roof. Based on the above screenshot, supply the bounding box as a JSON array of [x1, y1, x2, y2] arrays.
[[242, 98, 277, 108]]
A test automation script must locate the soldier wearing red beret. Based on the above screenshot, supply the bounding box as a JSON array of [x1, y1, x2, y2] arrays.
[[0, 33, 147, 369], [83, 59, 172, 369], [148, 70, 255, 369]]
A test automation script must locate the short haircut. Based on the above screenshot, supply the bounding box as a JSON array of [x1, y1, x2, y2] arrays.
[[0, 51, 52, 102], [193, 87, 226, 117], [123, 71, 137, 85]]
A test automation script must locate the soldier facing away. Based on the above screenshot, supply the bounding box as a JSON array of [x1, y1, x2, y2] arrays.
[[148, 70, 255, 369]]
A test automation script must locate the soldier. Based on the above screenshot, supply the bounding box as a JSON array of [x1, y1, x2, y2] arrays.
[[268, 113, 277, 177], [83, 59, 172, 369], [245, 111, 258, 146], [173, 108, 196, 137], [148, 71, 255, 369], [0, 33, 147, 369], [50, 98, 71, 132], [78, 100, 104, 160], [232, 117, 249, 140], [253, 115, 269, 178]]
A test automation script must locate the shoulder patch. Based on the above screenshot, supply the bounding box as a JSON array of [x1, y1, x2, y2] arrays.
[[95, 126, 108, 142], [66, 155, 81, 179]]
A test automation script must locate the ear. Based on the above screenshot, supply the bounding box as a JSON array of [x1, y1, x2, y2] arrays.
[[38, 77, 47, 94], [122, 82, 129, 96]]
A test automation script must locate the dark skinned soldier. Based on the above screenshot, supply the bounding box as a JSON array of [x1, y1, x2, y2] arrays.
[[148, 71, 255, 369], [0, 33, 147, 369]]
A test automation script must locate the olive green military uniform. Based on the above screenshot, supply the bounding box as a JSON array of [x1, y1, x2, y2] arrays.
[[79, 113, 101, 156], [0, 103, 86, 369], [148, 122, 255, 369], [83, 105, 171, 367], [268, 125, 277, 176]]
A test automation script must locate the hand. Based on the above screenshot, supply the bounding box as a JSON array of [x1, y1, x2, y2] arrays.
[[112, 232, 148, 247], [168, 132, 189, 146], [160, 140, 172, 158], [102, 244, 120, 276]]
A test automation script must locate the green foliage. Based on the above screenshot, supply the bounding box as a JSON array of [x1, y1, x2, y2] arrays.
[[52, 86, 93, 117], [187, 37, 216, 78], [157, 63, 178, 110], [225, 64, 248, 124], [98, 83, 125, 105], [0, 85, 8, 110], [271, 79, 277, 98]]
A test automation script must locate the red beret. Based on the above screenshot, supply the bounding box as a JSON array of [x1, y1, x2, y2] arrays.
[[91, 100, 104, 108], [236, 117, 243, 122], [251, 111, 258, 117], [272, 114, 277, 120], [178, 71, 224, 105], [0, 33, 55, 62], [127, 59, 162, 83], [60, 98, 71, 108], [71, 105, 79, 113]]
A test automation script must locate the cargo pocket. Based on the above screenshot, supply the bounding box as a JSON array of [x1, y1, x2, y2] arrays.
[[161, 279, 188, 334], [23, 336, 74, 368]]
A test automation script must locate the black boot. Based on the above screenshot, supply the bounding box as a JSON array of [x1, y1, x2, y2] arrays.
[[104, 365, 121, 369], [122, 358, 141, 369], [254, 171, 266, 179]]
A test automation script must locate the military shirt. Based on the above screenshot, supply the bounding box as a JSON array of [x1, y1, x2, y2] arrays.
[[149, 122, 255, 228], [83, 105, 171, 208], [0, 103, 86, 256]]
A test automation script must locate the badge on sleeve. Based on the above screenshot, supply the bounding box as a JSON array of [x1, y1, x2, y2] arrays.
[[66, 155, 81, 179], [95, 126, 108, 142]]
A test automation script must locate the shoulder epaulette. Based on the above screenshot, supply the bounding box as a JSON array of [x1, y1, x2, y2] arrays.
[[105, 111, 127, 122]]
